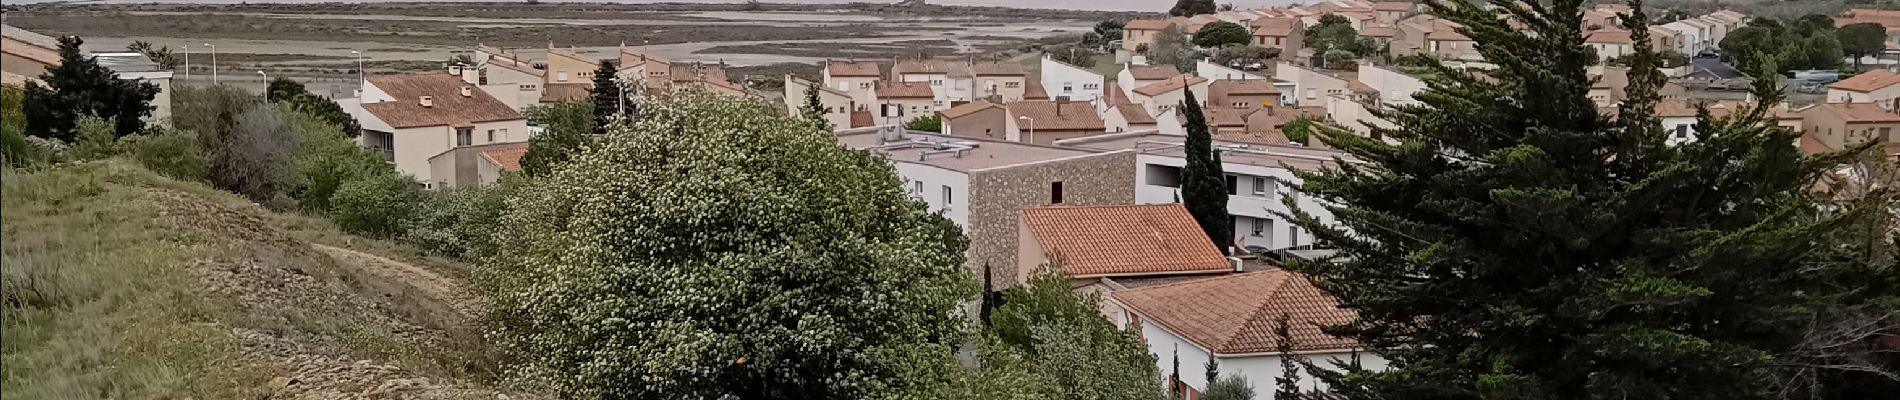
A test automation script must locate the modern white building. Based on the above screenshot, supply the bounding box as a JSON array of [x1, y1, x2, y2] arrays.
[[1040, 56, 1105, 103], [90, 52, 174, 123], [1274, 62, 1350, 107], [1057, 132, 1347, 252], [1355, 64, 1426, 108]]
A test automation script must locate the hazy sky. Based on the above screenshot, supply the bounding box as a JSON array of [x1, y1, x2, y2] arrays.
[[7, 0, 1321, 12]]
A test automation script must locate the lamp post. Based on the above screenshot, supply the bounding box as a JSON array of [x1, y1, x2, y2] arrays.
[[182, 44, 190, 82], [1018, 115, 1035, 143], [205, 43, 217, 85], [351, 50, 364, 97], [257, 70, 268, 84]]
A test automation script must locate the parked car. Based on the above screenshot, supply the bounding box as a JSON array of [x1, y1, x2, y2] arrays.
[[1696, 50, 1720, 59]]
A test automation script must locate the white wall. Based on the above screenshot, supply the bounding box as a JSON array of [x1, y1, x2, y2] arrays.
[[1126, 314, 1390, 400], [1197, 60, 1268, 81], [1042, 57, 1105, 102], [1827, 86, 1900, 110], [1275, 62, 1349, 106], [892, 162, 972, 227], [1662, 115, 1698, 146], [1356, 65, 1426, 107], [1131, 153, 1333, 250], [1324, 94, 1392, 139]]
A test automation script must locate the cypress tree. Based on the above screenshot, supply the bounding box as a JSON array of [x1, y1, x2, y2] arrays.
[[802, 82, 833, 131], [1285, 1, 1887, 399], [1180, 85, 1231, 252], [1271, 313, 1301, 400], [590, 60, 625, 134]]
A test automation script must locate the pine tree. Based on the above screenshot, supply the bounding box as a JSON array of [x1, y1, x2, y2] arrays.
[[1169, 0, 1217, 17], [24, 35, 160, 141], [801, 81, 833, 131], [1179, 85, 1231, 253], [1204, 357, 1220, 389], [1286, 1, 1888, 399], [1271, 313, 1301, 400], [589, 60, 626, 134], [1169, 347, 1183, 400]]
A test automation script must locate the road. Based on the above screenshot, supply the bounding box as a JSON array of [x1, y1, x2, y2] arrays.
[[1689, 57, 1745, 79]]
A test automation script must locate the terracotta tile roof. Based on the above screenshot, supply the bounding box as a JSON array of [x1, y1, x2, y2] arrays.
[[850, 110, 875, 128], [479, 143, 529, 172], [1252, 24, 1300, 38], [1, 70, 27, 87], [789, 77, 849, 97], [1104, 83, 1132, 104], [1021, 82, 1048, 100], [1250, 17, 1301, 30], [1211, 79, 1281, 95], [1127, 64, 1182, 81], [2, 25, 60, 50], [1114, 269, 1360, 354], [486, 55, 545, 77], [940, 100, 1004, 120], [1020, 204, 1231, 277], [1115, 103, 1157, 125], [1830, 69, 1900, 93], [539, 83, 591, 103], [1007, 100, 1105, 131], [1360, 25, 1398, 38], [1800, 134, 1834, 155], [965, 61, 1026, 76], [1818, 102, 1900, 123], [1373, 1, 1413, 11], [1203, 107, 1252, 127], [875, 81, 934, 99], [1585, 29, 1633, 45], [1248, 106, 1327, 130], [363, 73, 524, 129], [669, 64, 729, 83], [1133, 75, 1208, 97], [1347, 80, 1377, 94], [827, 60, 882, 77], [1427, 29, 1472, 41], [892, 59, 953, 76], [1126, 19, 1177, 31], [1217, 130, 1292, 145], [0, 37, 60, 67]]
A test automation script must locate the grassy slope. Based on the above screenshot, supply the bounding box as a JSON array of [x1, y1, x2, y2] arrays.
[[2, 161, 503, 399]]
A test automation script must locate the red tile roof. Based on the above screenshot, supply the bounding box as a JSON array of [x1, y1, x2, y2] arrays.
[[1114, 269, 1360, 354], [364, 73, 523, 129], [1360, 25, 1398, 38], [1373, 1, 1414, 11], [1204, 107, 1252, 127], [875, 81, 934, 99], [940, 100, 1004, 120], [1127, 64, 1183, 81], [827, 60, 882, 77], [1126, 19, 1178, 31], [1211, 79, 1281, 95], [1585, 29, 1633, 45], [479, 143, 529, 172], [892, 59, 953, 76], [1024, 82, 1050, 100], [1007, 100, 1105, 131], [1020, 204, 1231, 277], [1133, 75, 1208, 97], [1217, 130, 1293, 145], [965, 61, 1027, 76], [1347, 80, 1377, 94], [1817, 102, 1900, 123], [850, 110, 875, 128], [1830, 69, 1900, 93], [1115, 104, 1157, 125]]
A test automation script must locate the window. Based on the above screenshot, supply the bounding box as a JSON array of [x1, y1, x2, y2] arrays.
[[1232, 102, 1247, 108], [1251, 218, 1266, 237], [859, 82, 872, 89], [557, 71, 568, 82], [1004, 81, 1021, 89], [487, 129, 496, 142], [1084, 83, 1100, 90], [1225, 175, 1238, 195], [455, 128, 473, 146], [1675, 124, 1688, 138], [913, 181, 923, 195], [1051, 181, 1064, 204], [1253, 176, 1270, 196], [930, 79, 944, 86], [1288, 226, 1300, 246], [1884, 127, 1894, 141], [1063, 82, 1074, 92], [942, 185, 954, 206]]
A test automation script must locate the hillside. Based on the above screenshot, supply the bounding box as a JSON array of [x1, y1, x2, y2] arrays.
[[1, 161, 526, 399]]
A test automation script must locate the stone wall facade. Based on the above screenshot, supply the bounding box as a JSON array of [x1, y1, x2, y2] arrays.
[[965, 150, 1136, 288]]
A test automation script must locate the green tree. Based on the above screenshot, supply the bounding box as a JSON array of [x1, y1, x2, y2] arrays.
[[1, 86, 37, 167], [1270, 313, 1301, 400], [268, 76, 361, 137], [907, 114, 943, 132], [482, 91, 979, 399], [24, 36, 161, 141], [1794, 13, 1836, 37], [125, 41, 179, 70], [1210, 45, 1280, 68], [1290, 1, 1891, 399], [402, 179, 515, 259], [518, 102, 592, 177], [1179, 87, 1230, 252], [1093, 20, 1126, 49], [1721, 25, 1796, 75], [1046, 43, 1100, 68], [590, 60, 629, 133], [175, 86, 298, 205], [284, 103, 387, 213], [1151, 26, 1205, 74], [1193, 21, 1253, 48], [1837, 23, 1886, 69], [1797, 33, 1845, 71], [1203, 374, 1256, 400], [329, 171, 422, 238], [801, 81, 834, 131], [1169, 0, 1217, 17], [1305, 14, 1367, 67], [120, 125, 205, 181], [988, 268, 1167, 400], [266, 77, 307, 103]]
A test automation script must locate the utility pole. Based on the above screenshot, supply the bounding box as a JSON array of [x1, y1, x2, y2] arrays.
[[205, 43, 218, 85]]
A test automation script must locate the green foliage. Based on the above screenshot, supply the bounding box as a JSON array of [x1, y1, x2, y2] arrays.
[[1724, 15, 1845, 75], [24, 36, 162, 141], [269, 77, 362, 138], [1837, 23, 1887, 67], [591, 60, 630, 133], [1179, 88, 1230, 250], [1091, 20, 1126, 49], [988, 269, 1167, 400], [401, 179, 514, 259], [266, 77, 307, 103], [1169, 0, 1217, 17], [801, 81, 834, 131], [1192, 21, 1253, 48], [1306, 13, 1375, 66], [1292, 1, 1892, 399], [1210, 45, 1280, 69], [120, 126, 206, 181], [519, 102, 592, 177], [1151, 26, 1206, 74], [1270, 313, 1301, 400], [125, 41, 180, 70], [1046, 43, 1100, 68], [482, 91, 979, 399], [3, 85, 47, 168], [176, 86, 298, 206], [1202, 374, 1256, 400], [284, 103, 388, 213], [328, 171, 422, 238], [907, 114, 943, 132], [69, 116, 122, 161], [1282, 115, 1319, 146]]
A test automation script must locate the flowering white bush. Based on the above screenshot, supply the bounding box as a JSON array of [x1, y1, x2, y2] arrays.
[[482, 91, 979, 399]]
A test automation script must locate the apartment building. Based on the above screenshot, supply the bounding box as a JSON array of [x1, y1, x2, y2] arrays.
[[941, 100, 1009, 140], [458, 46, 545, 111], [1057, 132, 1347, 251], [357, 73, 530, 185], [1123, 19, 1181, 52], [1251, 18, 1307, 59], [1393, 15, 1481, 61], [784, 76, 855, 129], [837, 128, 1136, 288], [874, 81, 937, 125], [1040, 56, 1105, 102], [1801, 102, 1900, 156], [1275, 62, 1351, 105], [823, 60, 883, 107], [1585, 29, 1635, 60]]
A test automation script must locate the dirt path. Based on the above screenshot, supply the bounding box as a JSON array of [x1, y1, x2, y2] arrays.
[[310, 244, 483, 321]]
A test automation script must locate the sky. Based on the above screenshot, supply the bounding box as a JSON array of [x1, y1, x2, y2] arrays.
[[5, 0, 1322, 13]]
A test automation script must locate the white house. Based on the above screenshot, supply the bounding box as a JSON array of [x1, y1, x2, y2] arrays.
[[91, 52, 174, 123], [1274, 62, 1350, 107], [1356, 64, 1426, 108], [1660, 20, 1707, 55], [1041, 56, 1105, 102], [1827, 69, 1900, 110], [1057, 132, 1345, 251], [1108, 269, 1389, 400], [1118, 64, 1183, 101], [1130, 75, 1212, 117], [357, 73, 530, 186], [823, 60, 883, 108], [784, 76, 855, 129]]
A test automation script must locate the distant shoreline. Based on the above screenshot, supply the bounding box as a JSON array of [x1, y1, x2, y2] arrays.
[[1, 0, 1324, 13], [4, 1, 1162, 20]]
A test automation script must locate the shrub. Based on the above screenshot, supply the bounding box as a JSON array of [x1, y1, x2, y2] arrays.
[[69, 116, 121, 161], [401, 180, 513, 259], [120, 126, 206, 181], [328, 172, 422, 238], [176, 85, 298, 206], [284, 104, 388, 213]]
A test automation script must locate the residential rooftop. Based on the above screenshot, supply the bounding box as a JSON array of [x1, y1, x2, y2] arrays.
[[1056, 131, 1350, 172], [837, 129, 1107, 172], [1114, 269, 1359, 354], [1021, 204, 1233, 278]]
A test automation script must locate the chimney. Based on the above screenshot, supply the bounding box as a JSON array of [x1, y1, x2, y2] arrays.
[[1056, 99, 1064, 116], [460, 86, 473, 97], [448, 65, 464, 76], [419, 96, 435, 107]]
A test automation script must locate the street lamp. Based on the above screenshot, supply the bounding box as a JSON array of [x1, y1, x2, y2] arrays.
[[1018, 115, 1035, 143], [257, 70, 268, 84], [351, 50, 364, 97], [204, 43, 217, 85], [182, 44, 190, 82]]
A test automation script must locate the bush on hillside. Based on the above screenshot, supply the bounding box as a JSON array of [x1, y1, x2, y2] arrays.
[[120, 127, 207, 181], [175, 85, 299, 206], [986, 268, 1166, 400], [483, 91, 977, 398], [329, 172, 422, 238], [69, 116, 121, 161], [284, 104, 389, 214], [401, 180, 514, 259]]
